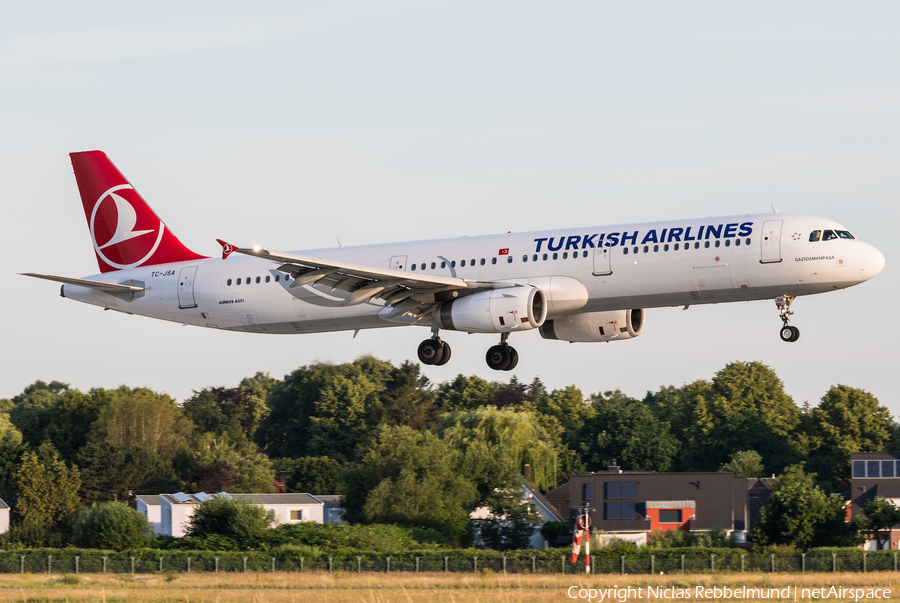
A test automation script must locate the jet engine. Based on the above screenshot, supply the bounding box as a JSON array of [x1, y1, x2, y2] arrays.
[[539, 309, 645, 343], [435, 287, 547, 334]]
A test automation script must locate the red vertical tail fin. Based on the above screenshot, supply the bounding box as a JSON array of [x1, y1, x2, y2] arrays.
[[70, 151, 207, 273]]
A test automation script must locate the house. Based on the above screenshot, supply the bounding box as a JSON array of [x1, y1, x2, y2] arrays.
[[849, 451, 900, 550], [470, 466, 564, 549], [545, 462, 766, 546], [139, 492, 327, 537], [0, 499, 9, 534], [315, 495, 347, 524]]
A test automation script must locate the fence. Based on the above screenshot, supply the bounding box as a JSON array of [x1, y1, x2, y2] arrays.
[[1, 549, 899, 574]]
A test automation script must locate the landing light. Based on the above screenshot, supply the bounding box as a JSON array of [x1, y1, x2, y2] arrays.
[[253, 246, 262, 252]]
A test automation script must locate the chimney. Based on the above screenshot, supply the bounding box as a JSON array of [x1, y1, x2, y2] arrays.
[[608, 458, 622, 473], [279, 470, 287, 492], [524, 464, 531, 480]]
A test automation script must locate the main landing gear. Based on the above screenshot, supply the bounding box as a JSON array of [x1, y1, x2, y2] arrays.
[[486, 333, 519, 371], [776, 295, 800, 342], [416, 331, 518, 371]]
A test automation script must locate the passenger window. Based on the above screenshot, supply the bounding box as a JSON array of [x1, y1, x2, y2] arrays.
[[623, 248, 629, 255], [507, 256, 513, 263], [543, 253, 548, 261], [695, 242, 700, 249], [725, 240, 730, 247], [275, 275, 280, 282], [460, 260, 466, 267], [227, 278, 232, 286], [552, 253, 558, 260], [714, 240, 720, 248], [633, 246, 638, 254], [491, 257, 497, 265], [653, 245, 659, 252], [265, 275, 271, 282], [674, 243, 679, 250], [643, 246, 648, 253], [431, 262, 436, 269], [256, 276, 261, 283], [563, 252, 568, 259], [411, 264, 417, 271], [809, 230, 821, 242], [533, 254, 539, 261], [451, 261, 456, 268], [522, 255, 528, 262], [441, 262, 446, 268], [745, 238, 751, 245], [421, 263, 426, 270], [480, 258, 485, 266], [735, 239, 741, 246], [704, 242, 710, 249], [664, 244, 669, 251], [246, 276, 251, 283], [823, 230, 837, 241], [836, 230, 855, 239], [583, 250, 588, 257], [470, 259, 475, 265], [237, 278, 242, 285]]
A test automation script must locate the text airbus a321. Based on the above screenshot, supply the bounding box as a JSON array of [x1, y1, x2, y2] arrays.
[[24, 151, 886, 370]]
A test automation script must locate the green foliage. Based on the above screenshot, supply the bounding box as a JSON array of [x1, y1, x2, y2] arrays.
[[15, 446, 81, 528], [72, 502, 153, 550], [538, 521, 570, 547], [183, 375, 271, 449], [191, 434, 274, 493], [593, 535, 638, 556], [693, 525, 738, 548], [259, 522, 438, 553], [0, 523, 69, 548], [77, 441, 180, 504], [805, 385, 893, 486], [580, 391, 679, 472], [752, 464, 848, 548], [475, 498, 542, 550], [91, 386, 193, 458], [646, 528, 694, 549], [439, 406, 557, 492], [721, 450, 764, 477], [343, 425, 477, 542], [862, 496, 900, 550], [186, 496, 274, 545], [275, 456, 344, 494], [435, 375, 498, 412]]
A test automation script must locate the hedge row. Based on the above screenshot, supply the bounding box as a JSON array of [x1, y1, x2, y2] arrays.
[[0, 548, 897, 574]]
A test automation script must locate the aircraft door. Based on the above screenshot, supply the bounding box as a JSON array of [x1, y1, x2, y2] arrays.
[[177, 266, 198, 309], [592, 247, 612, 276], [389, 255, 408, 271], [760, 220, 783, 263]]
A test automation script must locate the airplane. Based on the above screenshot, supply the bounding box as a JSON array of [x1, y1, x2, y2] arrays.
[[23, 151, 885, 371]]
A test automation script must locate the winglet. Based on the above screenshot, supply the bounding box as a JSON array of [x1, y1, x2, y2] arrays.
[[216, 239, 238, 260]]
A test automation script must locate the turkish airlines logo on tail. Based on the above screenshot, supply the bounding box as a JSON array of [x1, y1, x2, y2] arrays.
[[90, 184, 164, 269]]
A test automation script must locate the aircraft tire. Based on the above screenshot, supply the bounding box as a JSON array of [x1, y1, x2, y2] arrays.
[[503, 347, 519, 371], [779, 326, 794, 342], [435, 341, 452, 366], [486, 344, 511, 371], [417, 339, 444, 365], [789, 326, 800, 342]]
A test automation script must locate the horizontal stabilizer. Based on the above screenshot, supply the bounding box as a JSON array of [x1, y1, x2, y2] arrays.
[[20, 273, 145, 294]]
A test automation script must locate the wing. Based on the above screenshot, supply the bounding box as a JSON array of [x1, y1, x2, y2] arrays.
[[21, 273, 145, 295], [217, 240, 504, 321]]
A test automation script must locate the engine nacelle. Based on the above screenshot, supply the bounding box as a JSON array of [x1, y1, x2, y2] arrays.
[[436, 287, 547, 334], [539, 309, 645, 343]]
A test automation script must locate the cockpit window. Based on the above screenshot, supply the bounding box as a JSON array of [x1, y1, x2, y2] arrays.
[[809, 230, 821, 242], [822, 230, 838, 241], [836, 230, 855, 239]]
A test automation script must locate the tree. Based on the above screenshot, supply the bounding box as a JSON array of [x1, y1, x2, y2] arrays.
[[434, 375, 498, 412], [343, 425, 477, 542], [192, 434, 274, 493], [183, 376, 271, 449], [91, 386, 193, 458], [379, 362, 438, 431], [475, 497, 542, 550], [0, 414, 25, 509], [14, 446, 81, 528], [807, 385, 893, 486], [284, 456, 344, 494], [77, 441, 180, 504], [72, 502, 153, 550], [8, 380, 68, 448], [752, 464, 847, 548], [439, 407, 558, 493], [579, 394, 679, 472], [721, 450, 764, 478], [307, 373, 383, 461], [186, 496, 274, 545], [863, 496, 900, 550]]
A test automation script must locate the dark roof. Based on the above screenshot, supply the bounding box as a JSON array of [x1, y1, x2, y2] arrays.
[[521, 479, 563, 521], [0, 499, 8, 510], [232, 493, 321, 505], [313, 495, 343, 506], [136, 495, 161, 506]]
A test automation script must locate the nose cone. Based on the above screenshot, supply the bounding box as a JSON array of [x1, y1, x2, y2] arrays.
[[860, 243, 885, 281]]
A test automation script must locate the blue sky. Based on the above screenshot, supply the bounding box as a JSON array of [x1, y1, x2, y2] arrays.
[[2, 1, 898, 416]]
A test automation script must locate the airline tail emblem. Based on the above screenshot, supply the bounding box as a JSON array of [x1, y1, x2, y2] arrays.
[[71, 151, 206, 272]]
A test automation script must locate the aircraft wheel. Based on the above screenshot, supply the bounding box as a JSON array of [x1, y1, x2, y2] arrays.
[[503, 347, 519, 371], [435, 341, 452, 366], [779, 326, 794, 342], [417, 339, 444, 365], [789, 326, 800, 342], [486, 344, 511, 371]]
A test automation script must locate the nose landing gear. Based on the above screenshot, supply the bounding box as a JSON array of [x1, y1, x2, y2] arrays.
[[776, 295, 800, 342]]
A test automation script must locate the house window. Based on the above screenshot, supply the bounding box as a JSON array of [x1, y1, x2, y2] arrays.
[[852, 461, 866, 478], [606, 481, 636, 499], [605, 501, 636, 520], [868, 460, 881, 478], [582, 483, 592, 500], [883, 460, 896, 478], [290, 510, 302, 520], [659, 509, 682, 523]]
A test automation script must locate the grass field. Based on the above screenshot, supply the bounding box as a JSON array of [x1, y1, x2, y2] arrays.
[[0, 571, 898, 602]]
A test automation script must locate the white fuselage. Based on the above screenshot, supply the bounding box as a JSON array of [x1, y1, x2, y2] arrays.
[[61, 213, 884, 335]]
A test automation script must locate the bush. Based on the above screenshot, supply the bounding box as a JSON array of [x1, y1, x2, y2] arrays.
[[539, 521, 570, 547], [646, 528, 693, 549], [186, 497, 274, 546], [72, 502, 153, 551], [259, 522, 438, 554], [0, 523, 69, 549]]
